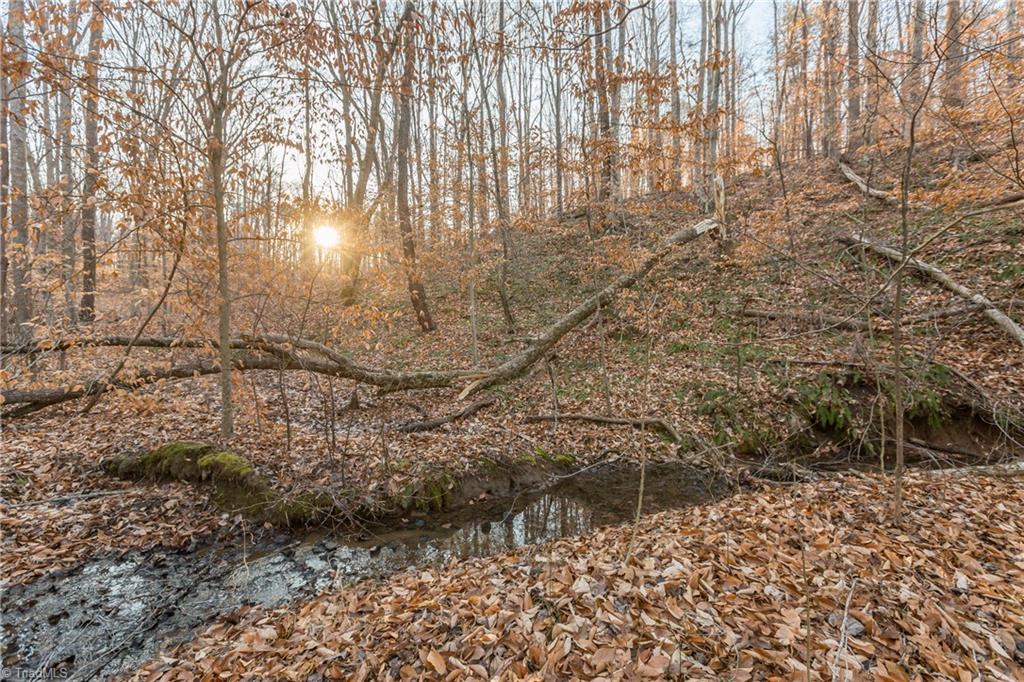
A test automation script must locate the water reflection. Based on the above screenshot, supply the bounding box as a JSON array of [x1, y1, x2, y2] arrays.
[[355, 490, 595, 567], [2, 463, 725, 680]]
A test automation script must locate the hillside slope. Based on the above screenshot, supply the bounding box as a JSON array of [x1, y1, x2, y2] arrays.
[[3, 155, 1023, 586]]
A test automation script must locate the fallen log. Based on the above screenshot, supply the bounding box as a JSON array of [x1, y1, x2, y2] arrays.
[[928, 458, 1024, 478], [743, 308, 870, 331], [838, 162, 896, 203], [524, 413, 682, 442], [2, 218, 717, 416], [458, 219, 718, 398], [839, 233, 1024, 348], [392, 397, 496, 433], [743, 302, 985, 332]]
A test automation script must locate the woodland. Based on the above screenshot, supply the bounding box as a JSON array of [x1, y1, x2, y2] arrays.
[[1, 0, 1024, 680]]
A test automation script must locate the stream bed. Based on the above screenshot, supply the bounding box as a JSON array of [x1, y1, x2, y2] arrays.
[[1, 462, 726, 680]]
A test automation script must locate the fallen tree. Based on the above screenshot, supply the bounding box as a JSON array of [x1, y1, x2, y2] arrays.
[[456, 219, 718, 398], [839, 233, 1024, 348], [743, 302, 985, 332], [838, 161, 896, 203], [392, 397, 496, 433], [524, 413, 682, 442], [1, 218, 717, 417]]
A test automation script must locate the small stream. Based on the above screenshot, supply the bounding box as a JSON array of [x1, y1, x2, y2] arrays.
[[1, 462, 725, 680]]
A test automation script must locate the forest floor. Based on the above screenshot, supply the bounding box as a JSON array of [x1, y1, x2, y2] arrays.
[[2, 148, 1023, 678], [131, 471, 1024, 680]]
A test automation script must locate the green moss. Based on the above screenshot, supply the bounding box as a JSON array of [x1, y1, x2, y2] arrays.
[[533, 446, 576, 467], [197, 450, 256, 483], [401, 472, 455, 513], [103, 441, 214, 480]]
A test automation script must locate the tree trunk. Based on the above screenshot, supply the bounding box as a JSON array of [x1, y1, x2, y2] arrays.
[[340, 1, 414, 302], [846, 0, 861, 152], [474, 28, 516, 334], [669, 0, 682, 189], [210, 93, 234, 438], [706, 0, 723, 201], [800, 0, 814, 158], [646, 1, 660, 192], [60, 13, 79, 326], [301, 76, 314, 267], [397, 17, 435, 332], [593, 7, 613, 204], [80, 9, 103, 323], [1009, 0, 1020, 86], [864, 0, 879, 146], [904, 0, 926, 119], [942, 0, 965, 109], [822, 0, 838, 159], [696, 0, 708, 174], [1, 68, 8, 354], [8, 0, 32, 341]]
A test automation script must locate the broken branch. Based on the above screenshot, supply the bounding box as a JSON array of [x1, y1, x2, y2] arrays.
[[839, 233, 1024, 348]]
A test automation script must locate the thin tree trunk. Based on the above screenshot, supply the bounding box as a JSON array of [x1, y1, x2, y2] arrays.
[[474, 30, 516, 334], [80, 10, 103, 323], [301, 76, 314, 267], [865, 0, 879, 145], [669, 0, 682, 189], [647, 1, 660, 192], [8, 0, 32, 340], [800, 0, 814, 158], [822, 0, 839, 159], [1009, 0, 1020, 86], [942, 0, 965, 108], [59, 10, 79, 325], [706, 0, 723, 200], [847, 0, 862, 151], [593, 7, 613, 204], [696, 0, 708, 173], [211, 93, 233, 438], [396, 17, 435, 332], [1, 68, 8, 354]]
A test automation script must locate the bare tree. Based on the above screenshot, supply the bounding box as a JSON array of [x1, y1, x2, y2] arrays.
[[942, 0, 965, 109], [79, 8, 103, 323], [846, 0, 861, 151], [396, 10, 434, 332], [7, 0, 32, 341]]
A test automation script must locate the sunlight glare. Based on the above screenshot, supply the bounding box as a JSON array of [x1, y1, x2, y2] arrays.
[[313, 225, 341, 249]]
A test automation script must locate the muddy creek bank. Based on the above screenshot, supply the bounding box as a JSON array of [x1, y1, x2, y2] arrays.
[[1, 462, 726, 680]]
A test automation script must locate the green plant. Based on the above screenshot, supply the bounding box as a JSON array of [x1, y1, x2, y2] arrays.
[[796, 372, 855, 438], [905, 386, 945, 430]]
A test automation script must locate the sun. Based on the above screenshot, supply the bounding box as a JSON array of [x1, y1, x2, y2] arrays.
[[313, 225, 340, 249]]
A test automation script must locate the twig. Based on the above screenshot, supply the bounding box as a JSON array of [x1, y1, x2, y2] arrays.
[[5, 489, 129, 509], [524, 412, 681, 442], [391, 396, 496, 433]]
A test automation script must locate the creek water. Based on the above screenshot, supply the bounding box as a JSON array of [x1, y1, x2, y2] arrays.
[[1, 462, 725, 681]]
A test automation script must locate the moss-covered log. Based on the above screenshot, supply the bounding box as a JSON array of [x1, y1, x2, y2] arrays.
[[102, 441, 333, 525]]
